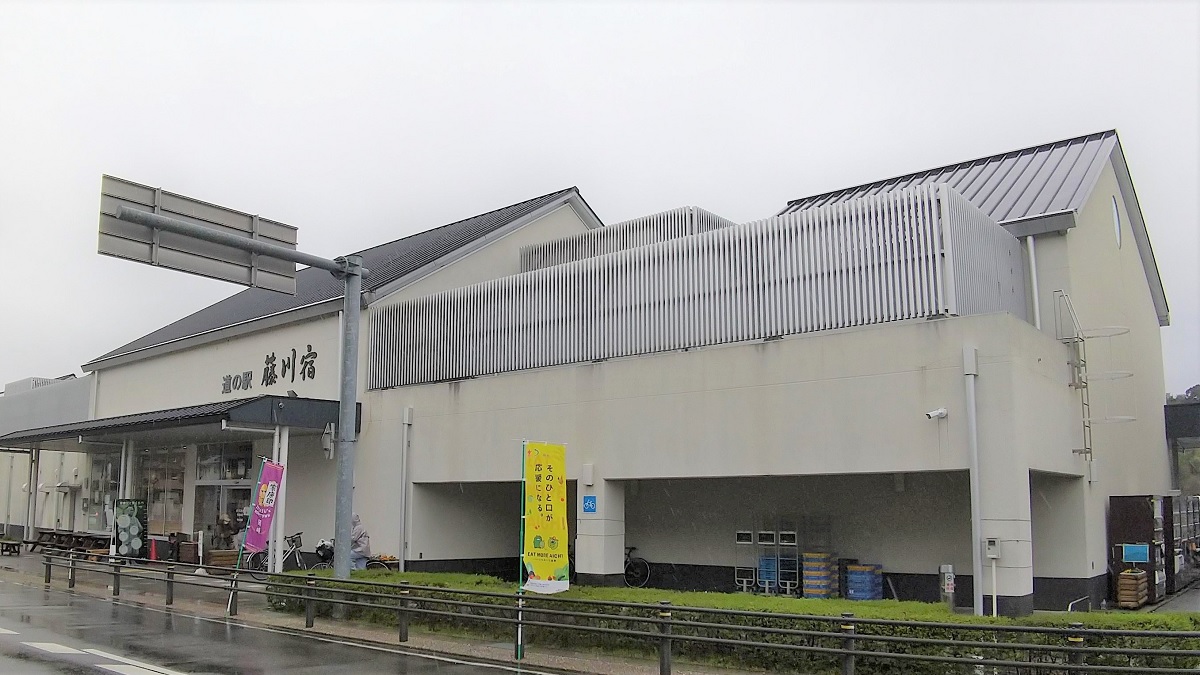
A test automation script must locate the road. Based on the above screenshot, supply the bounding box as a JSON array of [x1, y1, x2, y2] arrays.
[[0, 578, 565, 674]]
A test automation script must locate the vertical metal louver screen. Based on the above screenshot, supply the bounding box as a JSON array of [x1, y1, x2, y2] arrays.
[[369, 184, 1026, 390], [519, 206, 738, 272]]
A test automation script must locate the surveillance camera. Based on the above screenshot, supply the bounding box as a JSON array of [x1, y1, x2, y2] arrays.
[[925, 408, 948, 419]]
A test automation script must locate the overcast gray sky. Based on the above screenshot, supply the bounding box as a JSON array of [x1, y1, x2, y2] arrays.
[[1, 1, 1197, 394]]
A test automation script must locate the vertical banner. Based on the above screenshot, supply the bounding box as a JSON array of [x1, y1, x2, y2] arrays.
[[113, 499, 147, 558], [243, 460, 284, 554], [521, 441, 569, 594]]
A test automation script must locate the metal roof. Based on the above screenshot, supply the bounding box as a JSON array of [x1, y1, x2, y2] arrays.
[[87, 187, 586, 366], [0, 395, 346, 446], [780, 131, 1118, 223]]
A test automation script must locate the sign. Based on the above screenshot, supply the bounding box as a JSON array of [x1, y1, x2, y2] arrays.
[[113, 499, 148, 558], [99, 175, 298, 294], [1122, 543, 1150, 564], [243, 460, 284, 554], [221, 344, 320, 395], [522, 441, 569, 594], [582, 496, 597, 513]]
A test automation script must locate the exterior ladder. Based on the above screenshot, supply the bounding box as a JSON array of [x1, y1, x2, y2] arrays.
[[1055, 290, 1093, 459]]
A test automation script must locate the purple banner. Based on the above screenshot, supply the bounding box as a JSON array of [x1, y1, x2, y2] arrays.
[[243, 460, 284, 553]]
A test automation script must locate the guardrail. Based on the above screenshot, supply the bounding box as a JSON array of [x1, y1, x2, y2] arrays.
[[37, 550, 1200, 674]]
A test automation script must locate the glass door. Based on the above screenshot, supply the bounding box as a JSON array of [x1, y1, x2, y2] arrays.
[[194, 485, 254, 551]]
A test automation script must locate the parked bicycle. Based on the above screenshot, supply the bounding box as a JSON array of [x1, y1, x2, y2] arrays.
[[624, 546, 650, 588], [244, 532, 330, 580]]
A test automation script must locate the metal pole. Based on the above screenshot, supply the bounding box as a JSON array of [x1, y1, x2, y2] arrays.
[[963, 347, 984, 616], [228, 573, 239, 616], [840, 612, 856, 675], [111, 558, 120, 597], [4, 454, 12, 538], [1067, 621, 1085, 666], [658, 600, 673, 675], [332, 255, 362, 581], [397, 582, 410, 643], [166, 565, 175, 605], [514, 592, 525, 660], [27, 448, 40, 539], [115, 207, 344, 273], [305, 577, 316, 628], [269, 426, 280, 575], [68, 553, 76, 589], [43, 554, 51, 584], [276, 426, 289, 573]]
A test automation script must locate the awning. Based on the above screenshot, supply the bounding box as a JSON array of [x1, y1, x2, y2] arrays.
[[0, 395, 357, 452]]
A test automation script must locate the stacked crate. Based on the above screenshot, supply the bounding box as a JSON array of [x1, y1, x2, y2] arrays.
[[846, 563, 884, 600], [1117, 569, 1149, 609], [802, 552, 832, 598]]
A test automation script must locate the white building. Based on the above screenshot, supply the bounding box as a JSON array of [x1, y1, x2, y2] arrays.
[[0, 131, 1173, 615]]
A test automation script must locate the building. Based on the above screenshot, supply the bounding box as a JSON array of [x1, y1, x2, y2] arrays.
[[0, 130, 1175, 615]]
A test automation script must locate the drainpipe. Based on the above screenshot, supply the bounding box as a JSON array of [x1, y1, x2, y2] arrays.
[[399, 406, 413, 572], [27, 448, 40, 536], [964, 347, 985, 616], [3, 454, 12, 538], [1025, 236, 1041, 330]]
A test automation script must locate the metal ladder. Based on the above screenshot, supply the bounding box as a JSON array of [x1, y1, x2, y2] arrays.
[[1054, 290, 1092, 459]]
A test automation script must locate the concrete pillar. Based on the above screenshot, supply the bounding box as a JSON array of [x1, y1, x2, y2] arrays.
[[978, 454, 1034, 616], [576, 478, 625, 586]]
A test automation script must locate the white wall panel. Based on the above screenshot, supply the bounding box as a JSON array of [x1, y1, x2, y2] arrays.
[[369, 185, 1027, 390]]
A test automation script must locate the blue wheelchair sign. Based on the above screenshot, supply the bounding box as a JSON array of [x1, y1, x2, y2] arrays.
[[582, 496, 598, 513]]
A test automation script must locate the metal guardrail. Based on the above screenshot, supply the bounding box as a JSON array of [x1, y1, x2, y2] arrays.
[[36, 550, 1200, 674]]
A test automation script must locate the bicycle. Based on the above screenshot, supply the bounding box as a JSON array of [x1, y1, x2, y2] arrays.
[[244, 532, 330, 581], [623, 546, 651, 588]]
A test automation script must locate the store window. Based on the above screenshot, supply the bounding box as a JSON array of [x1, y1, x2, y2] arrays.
[[129, 447, 186, 536], [84, 450, 121, 532], [195, 442, 257, 551], [197, 442, 254, 482]]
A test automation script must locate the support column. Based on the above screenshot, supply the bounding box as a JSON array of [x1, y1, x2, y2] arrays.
[[273, 426, 290, 574], [27, 448, 40, 536], [576, 478, 625, 586]]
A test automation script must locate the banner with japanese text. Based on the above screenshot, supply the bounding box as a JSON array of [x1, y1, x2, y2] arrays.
[[243, 460, 284, 553], [521, 442, 569, 594]]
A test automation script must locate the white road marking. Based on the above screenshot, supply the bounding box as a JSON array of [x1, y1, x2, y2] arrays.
[[0, 627, 17, 634], [23, 641, 84, 654], [97, 666, 165, 675], [85, 649, 188, 675]]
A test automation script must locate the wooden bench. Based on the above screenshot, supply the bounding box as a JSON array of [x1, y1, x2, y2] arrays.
[[0, 540, 20, 556]]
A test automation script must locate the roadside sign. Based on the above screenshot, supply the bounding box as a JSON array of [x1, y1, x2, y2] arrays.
[[98, 174, 299, 294], [582, 496, 597, 513]]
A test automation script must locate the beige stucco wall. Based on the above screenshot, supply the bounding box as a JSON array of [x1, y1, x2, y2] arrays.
[[371, 203, 593, 308], [95, 317, 341, 417]]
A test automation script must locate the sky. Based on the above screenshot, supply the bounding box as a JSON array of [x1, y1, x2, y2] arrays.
[[0, 1, 1197, 394]]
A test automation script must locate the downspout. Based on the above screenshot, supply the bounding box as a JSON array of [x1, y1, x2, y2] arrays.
[[964, 347, 984, 616], [3, 454, 12, 538], [399, 406, 413, 573], [1025, 236, 1041, 330], [27, 448, 40, 536]]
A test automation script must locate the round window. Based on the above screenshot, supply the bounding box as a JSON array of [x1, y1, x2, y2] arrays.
[[1112, 196, 1122, 249]]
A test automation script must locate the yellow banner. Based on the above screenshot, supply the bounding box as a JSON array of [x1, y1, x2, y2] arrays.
[[522, 441, 569, 593]]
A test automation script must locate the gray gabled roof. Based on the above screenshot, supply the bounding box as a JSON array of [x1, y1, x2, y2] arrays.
[[0, 395, 347, 447], [86, 187, 591, 367], [780, 130, 1169, 326], [780, 131, 1118, 222]]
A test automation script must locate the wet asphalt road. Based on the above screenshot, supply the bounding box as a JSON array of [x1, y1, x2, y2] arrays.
[[0, 579, 556, 675]]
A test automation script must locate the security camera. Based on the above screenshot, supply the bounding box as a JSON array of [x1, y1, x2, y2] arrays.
[[925, 408, 948, 419]]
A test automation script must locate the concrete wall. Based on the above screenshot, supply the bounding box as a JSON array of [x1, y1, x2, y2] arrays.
[[368, 312, 1070, 485], [408, 482, 522, 561], [624, 473, 971, 575]]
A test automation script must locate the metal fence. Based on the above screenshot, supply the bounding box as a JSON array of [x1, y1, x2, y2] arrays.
[[38, 551, 1200, 675], [519, 205, 739, 272], [370, 184, 1028, 390]]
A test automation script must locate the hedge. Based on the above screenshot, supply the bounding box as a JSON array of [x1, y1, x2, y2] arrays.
[[266, 570, 1200, 674]]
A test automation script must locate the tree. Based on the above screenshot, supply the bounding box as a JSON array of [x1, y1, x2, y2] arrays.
[[1168, 384, 1200, 404]]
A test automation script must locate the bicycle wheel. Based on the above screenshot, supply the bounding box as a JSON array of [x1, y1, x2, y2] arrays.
[[624, 557, 651, 588], [365, 560, 389, 571], [310, 561, 332, 571], [246, 551, 269, 581]]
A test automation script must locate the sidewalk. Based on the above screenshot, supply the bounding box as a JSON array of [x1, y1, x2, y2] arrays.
[[0, 553, 754, 675]]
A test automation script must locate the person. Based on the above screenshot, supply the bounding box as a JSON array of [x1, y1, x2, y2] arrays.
[[350, 513, 371, 570]]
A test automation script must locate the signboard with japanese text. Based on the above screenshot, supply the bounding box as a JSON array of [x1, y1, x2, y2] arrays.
[[114, 499, 148, 558], [521, 441, 569, 594], [243, 460, 284, 554]]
